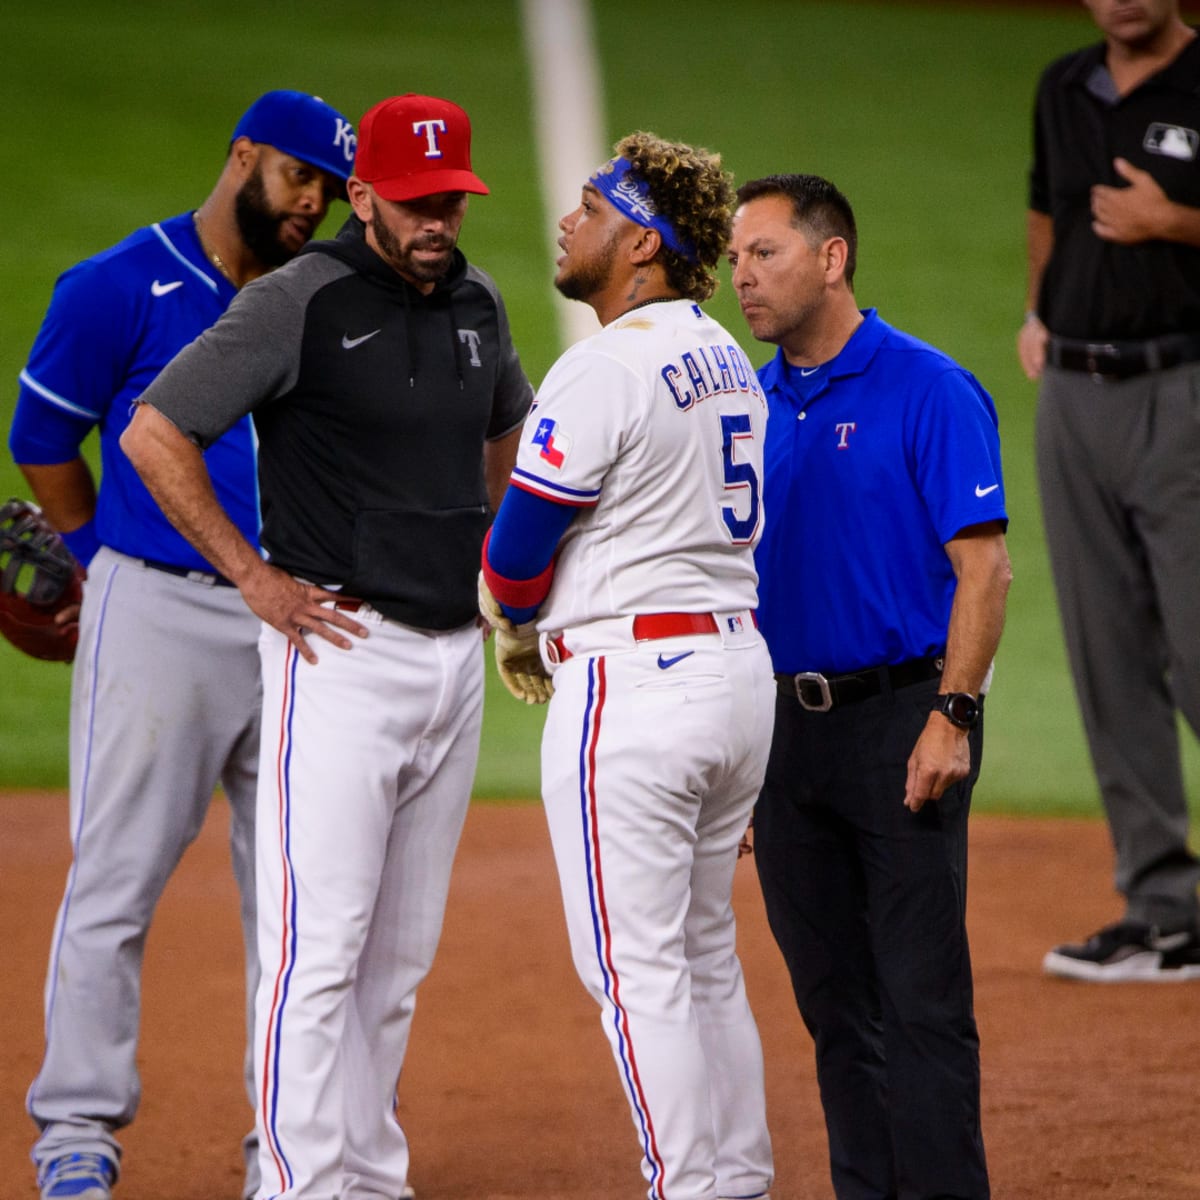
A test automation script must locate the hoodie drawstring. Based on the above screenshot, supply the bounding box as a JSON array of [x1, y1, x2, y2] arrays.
[[401, 286, 417, 388], [447, 295, 465, 391]]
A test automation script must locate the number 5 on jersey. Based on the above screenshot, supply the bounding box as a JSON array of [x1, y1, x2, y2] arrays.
[[720, 412, 760, 543]]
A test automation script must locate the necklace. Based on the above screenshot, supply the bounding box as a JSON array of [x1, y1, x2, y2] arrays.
[[621, 294, 677, 315], [193, 212, 236, 284]]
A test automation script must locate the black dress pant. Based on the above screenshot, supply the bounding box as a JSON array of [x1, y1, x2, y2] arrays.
[[755, 676, 989, 1200]]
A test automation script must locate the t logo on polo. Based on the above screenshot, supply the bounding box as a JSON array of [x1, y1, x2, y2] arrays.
[[532, 417, 571, 469], [333, 118, 357, 163], [1144, 124, 1198, 161], [413, 118, 447, 158], [835, 421, 857, 449]]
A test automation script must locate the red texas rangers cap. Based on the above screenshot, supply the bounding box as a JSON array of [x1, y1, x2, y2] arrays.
[[354, 94, 489, 202]]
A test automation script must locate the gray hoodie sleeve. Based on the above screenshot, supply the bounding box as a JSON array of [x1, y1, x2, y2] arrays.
[[138, 255, 341, 448]]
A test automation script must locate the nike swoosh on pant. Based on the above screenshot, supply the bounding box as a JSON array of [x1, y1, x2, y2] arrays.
[[657, 651, 695, 669]]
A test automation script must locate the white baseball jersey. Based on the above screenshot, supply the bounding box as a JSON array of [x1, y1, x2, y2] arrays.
[[506, 297, 776, 1199], [510, 299, 766, 632]]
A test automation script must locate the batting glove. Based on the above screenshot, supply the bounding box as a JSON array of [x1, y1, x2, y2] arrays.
[[495, 622, 553, 705], [479, 570, 553, 704]]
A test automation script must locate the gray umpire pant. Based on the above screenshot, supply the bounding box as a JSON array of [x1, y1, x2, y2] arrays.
[[1036, 361, 1200, 931]]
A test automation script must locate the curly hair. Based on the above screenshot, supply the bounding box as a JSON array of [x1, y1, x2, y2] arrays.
[[613, 131, 733, 303]]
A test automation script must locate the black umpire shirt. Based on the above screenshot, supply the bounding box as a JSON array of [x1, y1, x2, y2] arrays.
[[1030, 31, 1200, 340]]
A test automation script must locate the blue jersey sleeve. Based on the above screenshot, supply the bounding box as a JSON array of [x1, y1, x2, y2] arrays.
[[8, 385, 96, 464], [17, 257, 138, 431]]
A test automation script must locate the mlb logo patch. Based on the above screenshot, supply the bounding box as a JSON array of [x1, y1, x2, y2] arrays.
[[726, 615, 745, 634], [532, 417, 571, 469], [1144, 123, 1198, 161]]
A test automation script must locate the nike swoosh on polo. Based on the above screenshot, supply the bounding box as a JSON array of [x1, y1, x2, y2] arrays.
[[342, 329, 381, 350], [150, 279, 184, 297], [800, 366, 820, 376], [657, 651, 695, 670], [975, 483, 1000, 498]]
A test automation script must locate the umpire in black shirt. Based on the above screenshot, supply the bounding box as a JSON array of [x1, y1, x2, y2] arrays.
[[1018, 0, 1200, 982]]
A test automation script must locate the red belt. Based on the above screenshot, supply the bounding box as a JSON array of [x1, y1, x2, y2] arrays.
[[549, 612, 722, 663]]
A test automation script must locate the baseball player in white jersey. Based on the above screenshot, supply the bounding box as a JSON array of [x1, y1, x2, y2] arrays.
[[481, 133, 774, 1200]]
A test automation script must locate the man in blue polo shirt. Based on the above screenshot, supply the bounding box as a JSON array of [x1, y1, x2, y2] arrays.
[[728, 174, 1011, 1200], [8, 90, 354, 1200]]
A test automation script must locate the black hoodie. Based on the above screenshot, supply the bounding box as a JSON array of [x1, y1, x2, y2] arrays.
[[143, 216, 534, 629]]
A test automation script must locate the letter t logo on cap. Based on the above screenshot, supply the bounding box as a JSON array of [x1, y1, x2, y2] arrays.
[[413, 119, 448, 158], [355, 95, 489, 201]]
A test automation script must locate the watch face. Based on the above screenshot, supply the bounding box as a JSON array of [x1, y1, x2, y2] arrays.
[[943, 693, 979, 727]]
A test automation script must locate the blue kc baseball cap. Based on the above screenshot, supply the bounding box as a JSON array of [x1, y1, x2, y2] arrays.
[[231, 90, 357, 185]]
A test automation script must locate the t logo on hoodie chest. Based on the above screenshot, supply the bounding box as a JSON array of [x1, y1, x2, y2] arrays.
[[457, 328, 482, 366]]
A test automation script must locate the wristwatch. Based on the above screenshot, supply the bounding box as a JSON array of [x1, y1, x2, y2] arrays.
[[933, 692, 980, 730]]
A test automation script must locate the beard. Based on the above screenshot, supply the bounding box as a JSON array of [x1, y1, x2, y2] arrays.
[[371, 198, 456, 284], [234, 167, 296, 268], [555, 226, 621, 302]]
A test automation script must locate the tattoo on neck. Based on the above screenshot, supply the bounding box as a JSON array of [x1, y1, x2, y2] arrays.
[[625, 272, 648, 303]]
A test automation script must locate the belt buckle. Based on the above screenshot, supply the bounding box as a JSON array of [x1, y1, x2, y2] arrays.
[[794, 671, 833, 712], [1085, 342, 1117, 381]]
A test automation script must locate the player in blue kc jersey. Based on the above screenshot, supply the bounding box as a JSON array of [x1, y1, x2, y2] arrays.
[[729, 174, 1011, 1200], [7, 90, 355, 1200]]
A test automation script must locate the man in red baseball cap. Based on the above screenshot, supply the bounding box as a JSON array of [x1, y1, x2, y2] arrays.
[[346, 93, 490, 290], [121, 93, 533, 1199], [355, 93, 489, 200]]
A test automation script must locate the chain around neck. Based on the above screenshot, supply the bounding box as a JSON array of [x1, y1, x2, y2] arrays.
[[621, 294, 678, 315], [193, 212, 236, 285]]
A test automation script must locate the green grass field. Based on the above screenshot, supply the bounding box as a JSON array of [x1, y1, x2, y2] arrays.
[[2, 0, 1198, 817]]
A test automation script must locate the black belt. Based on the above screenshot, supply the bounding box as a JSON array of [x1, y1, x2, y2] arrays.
[[1046, 332, 1200, 380], [141, 558, 236, 587], [776, 655, 944, 712]]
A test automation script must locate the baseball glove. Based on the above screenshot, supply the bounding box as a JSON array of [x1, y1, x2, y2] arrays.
[[0, 498, 87, 663]]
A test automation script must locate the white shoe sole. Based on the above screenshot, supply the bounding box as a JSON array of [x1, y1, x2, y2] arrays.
[[1043, 947, 1200, 982]]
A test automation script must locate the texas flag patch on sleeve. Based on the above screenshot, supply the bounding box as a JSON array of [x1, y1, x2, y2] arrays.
[[531, 417, 572, 469]]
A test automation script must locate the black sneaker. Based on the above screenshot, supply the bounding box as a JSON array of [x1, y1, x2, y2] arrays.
[[1043, 920, 1200, 982]]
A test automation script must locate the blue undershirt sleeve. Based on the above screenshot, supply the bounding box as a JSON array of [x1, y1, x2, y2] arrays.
[[487, 486, 577, 623]]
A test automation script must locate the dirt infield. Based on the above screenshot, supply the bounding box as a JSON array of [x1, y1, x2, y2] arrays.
[[2, 792, 1198, 1200]]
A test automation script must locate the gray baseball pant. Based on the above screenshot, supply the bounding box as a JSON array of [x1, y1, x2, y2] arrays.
[[29, 549, 262, 1192]]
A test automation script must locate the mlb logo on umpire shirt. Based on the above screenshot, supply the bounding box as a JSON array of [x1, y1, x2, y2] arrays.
[[1144, 123, 1198, 161]]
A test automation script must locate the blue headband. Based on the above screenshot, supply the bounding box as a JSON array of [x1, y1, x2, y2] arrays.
[[589, 156, 698, 263]]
